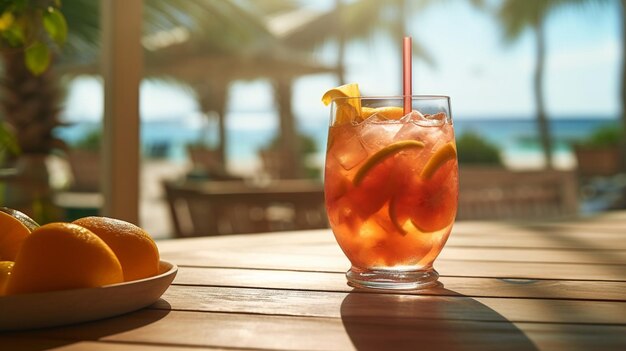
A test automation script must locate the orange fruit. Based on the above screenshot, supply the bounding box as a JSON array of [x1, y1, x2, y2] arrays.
[[5, 223, 123, 295], [73, 217, 160, 282], [0, 261, 14, 296], [0, 210, 33, 261], [0, 207, 40, 231]]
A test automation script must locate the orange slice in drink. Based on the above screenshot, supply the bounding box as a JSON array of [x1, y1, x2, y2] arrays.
[[322, 83, 362, 125], [411, 154, 458, 233], [353, 140, 425, 186], [390, 142, 458, 233], [362, 106, 405, 120], [408, 179, 457, 233], [388, 196, 407, 235], [420, 142, 457, 179]]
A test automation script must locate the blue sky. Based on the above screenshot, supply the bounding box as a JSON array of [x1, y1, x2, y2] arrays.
[[62, 1, 621, 125]]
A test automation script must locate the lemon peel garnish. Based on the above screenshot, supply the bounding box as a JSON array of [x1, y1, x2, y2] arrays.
[[322, 83, 362, 125], [321, 83, 360, 105]]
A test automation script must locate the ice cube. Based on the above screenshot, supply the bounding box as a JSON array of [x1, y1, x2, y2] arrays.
[[413, 111, 446, 127], [395, 111, 448, 141], [332, 134, 368, 170], [358, 113, 403, 151], [399, 110, 425, 123]]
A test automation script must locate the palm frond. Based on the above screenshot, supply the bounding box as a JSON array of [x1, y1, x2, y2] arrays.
[[235, 0, 300, 16], [60, 0, 99, 58], [495, 0, 552, 43]]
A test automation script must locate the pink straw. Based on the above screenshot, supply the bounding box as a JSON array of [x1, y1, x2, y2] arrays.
[[403, 36, 412, 115]]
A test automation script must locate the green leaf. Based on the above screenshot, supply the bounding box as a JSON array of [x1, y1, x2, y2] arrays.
[[1, 25, 24, 46], [0, 123, 20, 155], [43, 7, 67, 45], [1, 15, 25, 47], [24, 41, 50, 75], [0, 12, 14, 30]]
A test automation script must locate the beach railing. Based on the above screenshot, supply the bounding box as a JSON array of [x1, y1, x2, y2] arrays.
[[457, 167, 579, 221]]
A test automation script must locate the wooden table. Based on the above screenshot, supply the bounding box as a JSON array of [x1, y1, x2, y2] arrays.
[[2, 212, 626, 350]]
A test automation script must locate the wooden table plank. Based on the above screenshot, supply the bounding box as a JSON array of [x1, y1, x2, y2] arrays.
[[436, 260, 626, 281], [161, 250, 626, 281], [447, 231, 626, 250], [7, 309, 624, 351], [173, 241, 626, 265], [439, 247, 626, 264], [0, 338, 207, 351], [156, 225, 626, 253], [154, 285, 626, 325], [455, 219, 626, 234], [172, 267, 626, 301]]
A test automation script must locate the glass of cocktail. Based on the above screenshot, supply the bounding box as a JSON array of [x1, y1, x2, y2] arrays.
[[324, 91, 458, 290]]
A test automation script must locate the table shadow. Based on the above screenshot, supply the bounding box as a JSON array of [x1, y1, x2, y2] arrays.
[[0, 299, 172, 351], [340, 288, 538, 351]]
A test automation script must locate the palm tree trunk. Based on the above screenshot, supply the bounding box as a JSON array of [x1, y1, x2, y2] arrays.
[[534, 17, 553, 170], [0, 50, 62, 223], [274, 78, 301, 179], [214, 87, 228, 165], [335, 0, 346, 85], [1, 51, 62, 155], [196, 84, 228, 165], [620, 0, 626, 165]]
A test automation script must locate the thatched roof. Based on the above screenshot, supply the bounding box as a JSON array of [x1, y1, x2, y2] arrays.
[[58, 10, 336, 83]]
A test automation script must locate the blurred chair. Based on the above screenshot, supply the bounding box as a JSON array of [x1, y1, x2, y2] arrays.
[[163, 179, 327, 237], [258, 148, 288, 179], [67, 149, 100, 192], [457, 167, 579, 220], [187, 145, 242, 180]]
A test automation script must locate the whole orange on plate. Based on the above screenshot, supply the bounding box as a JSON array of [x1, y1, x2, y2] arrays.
[[73, 217, 160, 282], [5, 223, 123, 295], [0, 210, 32, 261], [0, 261, 14, 296]]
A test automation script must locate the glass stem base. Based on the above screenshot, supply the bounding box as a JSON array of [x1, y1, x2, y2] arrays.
[[346, 266, 440, 290]]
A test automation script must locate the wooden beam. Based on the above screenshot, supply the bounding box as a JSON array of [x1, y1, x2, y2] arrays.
[[101, 0, 142, 223]]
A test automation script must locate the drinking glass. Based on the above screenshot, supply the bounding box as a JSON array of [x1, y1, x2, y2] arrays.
[[324, 96, 458, 290]]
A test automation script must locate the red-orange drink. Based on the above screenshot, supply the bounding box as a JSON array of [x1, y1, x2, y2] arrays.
[[324, 95, 458, 289]]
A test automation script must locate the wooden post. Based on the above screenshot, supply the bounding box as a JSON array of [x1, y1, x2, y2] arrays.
[[101, 0, 142, 223]]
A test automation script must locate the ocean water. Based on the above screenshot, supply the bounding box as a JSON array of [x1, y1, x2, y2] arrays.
[[54, 116, 620, 170]]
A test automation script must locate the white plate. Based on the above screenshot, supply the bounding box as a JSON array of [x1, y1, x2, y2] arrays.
[[0, 260, 177, 331]]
